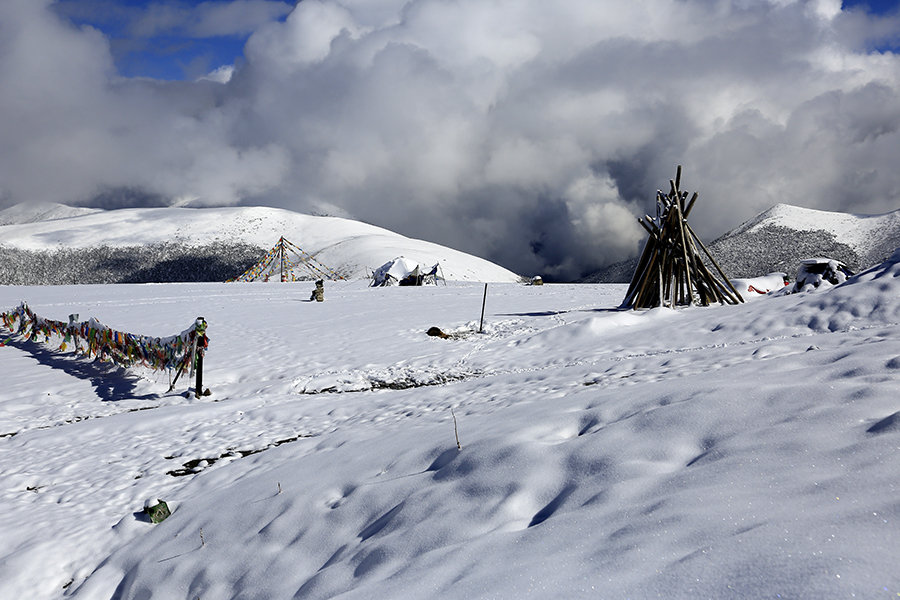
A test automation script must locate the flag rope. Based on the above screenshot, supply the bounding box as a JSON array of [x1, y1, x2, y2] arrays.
[[227, 237, 345, 282], [0, 302, 207, 373]]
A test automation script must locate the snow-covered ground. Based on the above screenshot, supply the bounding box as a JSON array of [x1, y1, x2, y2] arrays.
[[2, 250, 899, 599]]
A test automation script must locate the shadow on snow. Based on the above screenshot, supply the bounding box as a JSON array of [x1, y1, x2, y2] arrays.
[[2, 336, 157, 402]]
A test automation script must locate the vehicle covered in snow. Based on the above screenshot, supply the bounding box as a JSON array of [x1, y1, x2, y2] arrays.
[[785, 258, 854, 293]]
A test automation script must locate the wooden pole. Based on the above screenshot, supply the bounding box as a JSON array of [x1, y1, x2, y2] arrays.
[[673, 203, 694, 306], [657, 258, 664, 307], [684, 192, 699, 219], [195, 352, 204, 398], [680, 233, 706, 304], [684, 222, 744, 303], [194, 316, 208, 397], [685, 234, 724, 305], [279, 237, 286, 282], [631, 242, 661, 308], [624, 230, 655, 301], [623, 166, 742, 309], [167, 357, 187, 393]]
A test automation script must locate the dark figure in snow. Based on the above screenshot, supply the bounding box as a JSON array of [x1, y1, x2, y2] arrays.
[[310, 280, 324, 302]]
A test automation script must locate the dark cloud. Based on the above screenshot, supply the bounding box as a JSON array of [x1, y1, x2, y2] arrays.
[[2, 0, 900, 280]]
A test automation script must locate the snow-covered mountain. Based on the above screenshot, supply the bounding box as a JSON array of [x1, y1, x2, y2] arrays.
[[707, 203, 900, 277], [0, 203, 521, 284], [585, 203, 900, 282]]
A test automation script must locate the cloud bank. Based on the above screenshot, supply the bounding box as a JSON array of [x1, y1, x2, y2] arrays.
[[2, 0, 900, 279]]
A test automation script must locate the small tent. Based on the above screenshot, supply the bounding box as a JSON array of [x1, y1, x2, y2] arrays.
[[371, 257, 441, 287], [228, 237, 344, 282]]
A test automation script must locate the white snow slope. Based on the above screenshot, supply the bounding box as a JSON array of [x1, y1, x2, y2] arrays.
[[0, 202, 102, 226], [730, 203, 900, 257], [1, 250, 899, 599], [0, 204, 521, 283]]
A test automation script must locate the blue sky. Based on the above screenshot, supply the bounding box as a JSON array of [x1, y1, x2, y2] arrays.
[[53, 0, 293, 80], [843, 0, 899, 13], [843, 0, 900, 52]]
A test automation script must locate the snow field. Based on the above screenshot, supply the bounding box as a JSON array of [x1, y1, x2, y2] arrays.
[[1, 255, 899, 599]]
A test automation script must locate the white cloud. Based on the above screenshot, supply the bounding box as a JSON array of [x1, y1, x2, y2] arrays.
[[245, 0, 361, 69], [2, 0, 900, 279], [129, 0, 293, 38], [198, 64, 235, 83]]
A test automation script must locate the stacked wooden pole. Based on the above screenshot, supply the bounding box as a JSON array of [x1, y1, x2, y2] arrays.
[[621, 166, 744, 310]]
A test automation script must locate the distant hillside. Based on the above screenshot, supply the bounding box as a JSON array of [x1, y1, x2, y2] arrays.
[[0, 204, 521, 285], [708, 204, 900, 277], [0, 202, 101, 226], [584, 203, 900, 282]]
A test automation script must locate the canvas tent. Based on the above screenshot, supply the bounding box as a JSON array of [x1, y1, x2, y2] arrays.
[[228, 237, 344, 282], [371, 257, 442, 287]]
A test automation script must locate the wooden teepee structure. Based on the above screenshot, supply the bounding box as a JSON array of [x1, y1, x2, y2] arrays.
[[621, 166, 743, 309], [228, 236, 344, 282]]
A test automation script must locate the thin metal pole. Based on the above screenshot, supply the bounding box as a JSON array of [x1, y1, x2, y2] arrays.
[[479, 283, 488, 333]]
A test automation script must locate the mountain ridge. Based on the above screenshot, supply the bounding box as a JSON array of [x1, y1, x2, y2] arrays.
[[584, 203, 900, 282], [0, 203, 521, 285]]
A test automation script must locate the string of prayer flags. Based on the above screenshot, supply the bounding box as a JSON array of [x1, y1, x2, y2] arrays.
[[227, 236, 344, 282], [0, 302, 208, 373]]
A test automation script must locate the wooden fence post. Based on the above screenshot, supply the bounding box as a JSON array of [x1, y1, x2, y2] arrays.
[[194, 316, 208, 398], [195, 351, 204, 398]]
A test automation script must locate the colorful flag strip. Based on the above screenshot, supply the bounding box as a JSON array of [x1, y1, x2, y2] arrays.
[[227, 237, 345, 282], [0, 302, 207, 373]]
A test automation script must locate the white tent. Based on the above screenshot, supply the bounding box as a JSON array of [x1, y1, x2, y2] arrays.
[[371, 257, 441, 287]]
